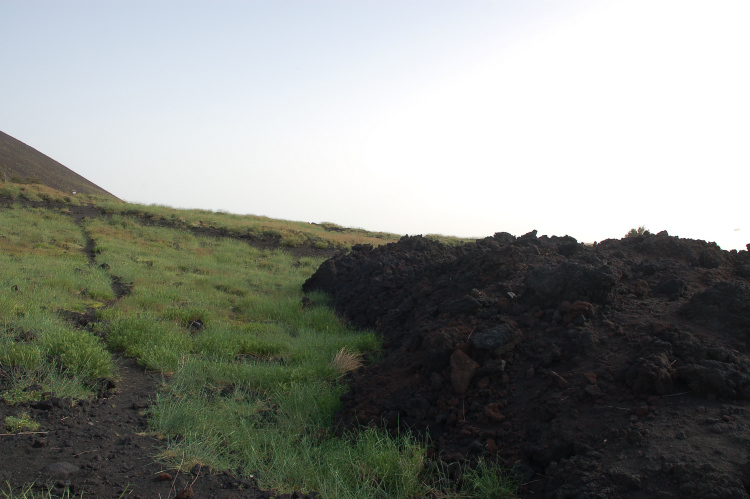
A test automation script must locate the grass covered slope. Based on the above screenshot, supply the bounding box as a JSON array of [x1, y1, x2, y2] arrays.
[[101, 201, 405, 250]]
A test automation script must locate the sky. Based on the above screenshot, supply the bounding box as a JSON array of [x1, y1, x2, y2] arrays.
[[1, 1, 748, 251]]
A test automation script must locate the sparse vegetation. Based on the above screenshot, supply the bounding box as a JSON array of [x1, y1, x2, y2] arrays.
[[332, 347, 363, 375], [96, 201, 402, 250], [457, 457, 519, 498], [0, 181, 110, 206], [4, 412, 40, 433], [625, 225, 650, 238]]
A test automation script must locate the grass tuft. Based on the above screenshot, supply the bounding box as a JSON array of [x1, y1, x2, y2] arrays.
[[332, 347, 363, 376]]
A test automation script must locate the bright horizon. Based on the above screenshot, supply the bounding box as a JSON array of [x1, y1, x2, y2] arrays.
[[1, 1, 748, 250]]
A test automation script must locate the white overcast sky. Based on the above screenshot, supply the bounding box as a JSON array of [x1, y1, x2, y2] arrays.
[[1, 1, 748, 250]]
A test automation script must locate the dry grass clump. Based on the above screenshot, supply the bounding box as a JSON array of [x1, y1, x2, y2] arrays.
[[332, 347, 363, 375]]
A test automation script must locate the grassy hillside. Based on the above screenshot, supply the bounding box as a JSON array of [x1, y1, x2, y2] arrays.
[[0, 131, 118, 198], [0, 195, 513, 498], [0, 180, 470, 250]]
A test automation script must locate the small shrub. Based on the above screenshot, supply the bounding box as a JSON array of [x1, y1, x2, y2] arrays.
[[313, 241, 330, 249], [625, 226, 650, 238], [331, 347, 362, 375], [4, 412, 40, 433], [280, 236, 303, 248], [0, 184, 20, 198], [20, 191, 42, 202]]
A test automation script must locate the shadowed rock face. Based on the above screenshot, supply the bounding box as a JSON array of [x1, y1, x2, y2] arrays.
[[304, 231, 750, 498]]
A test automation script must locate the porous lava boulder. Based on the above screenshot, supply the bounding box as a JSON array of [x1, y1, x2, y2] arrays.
[[304, 232, 750, 498]]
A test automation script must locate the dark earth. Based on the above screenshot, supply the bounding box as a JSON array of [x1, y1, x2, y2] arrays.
[[303, 230, 750, 498]]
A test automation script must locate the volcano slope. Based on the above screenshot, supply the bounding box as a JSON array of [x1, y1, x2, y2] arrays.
[[303, 230, 750, 498]]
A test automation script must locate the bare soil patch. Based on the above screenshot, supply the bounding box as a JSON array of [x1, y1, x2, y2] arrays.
[[0, 356, 278, 499]]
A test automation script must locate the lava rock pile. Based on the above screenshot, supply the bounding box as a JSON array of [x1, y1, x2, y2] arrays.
[[304, 231, 750, 498]]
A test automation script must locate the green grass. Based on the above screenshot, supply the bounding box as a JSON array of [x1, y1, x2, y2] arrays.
[[458, 457, 519, 499], [0, 181, 111, 206], [0, 207, 114, 400], [0, 203, 517, 498], [1, 482, 81, 499], [0, 207, 115, 312], [97, 201, 402, 250]]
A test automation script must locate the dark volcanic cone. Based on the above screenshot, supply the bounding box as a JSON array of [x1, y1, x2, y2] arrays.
[[0, 130, 117, 198]]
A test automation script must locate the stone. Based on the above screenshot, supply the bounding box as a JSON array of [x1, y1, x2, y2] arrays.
[[571, 301, 594, 318], [631, 280, 650, 297], [422, 330, 454, 369], [558, 242, 579, 256], [469, 324, 517, 352], [31, 400, 53, 411], [430, 372, 444, 390], [467, 440, 485, 456], [625, 353, 674, 395], [175, 488, 193, 499], [40, 462, 78, 479], [484, 403, 505, 422], [550, 371, 569, 389], [450, 350, 479, 395], [32, 438, 48, 448], [441, 295, 482, 316], [584, 385, 603, 398], [653, 274, 688, 297], [698, 249, 722, 269], [493, 232, 515, 245], [485, 438, 499, 454]]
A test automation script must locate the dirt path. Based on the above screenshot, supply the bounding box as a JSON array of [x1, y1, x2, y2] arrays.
[[0, 356, 273, 498]]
